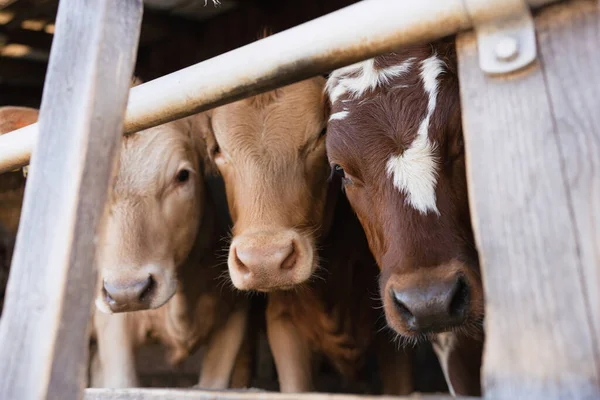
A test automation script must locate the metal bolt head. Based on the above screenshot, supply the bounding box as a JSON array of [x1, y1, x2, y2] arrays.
[[495, 36, 519, 62]]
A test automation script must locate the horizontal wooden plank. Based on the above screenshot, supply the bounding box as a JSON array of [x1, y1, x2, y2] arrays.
[[84, 389, 464, 400]]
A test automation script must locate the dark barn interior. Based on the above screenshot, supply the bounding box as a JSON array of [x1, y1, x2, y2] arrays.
[[0, 0, 449, 394], [1, 0, 365, 107]]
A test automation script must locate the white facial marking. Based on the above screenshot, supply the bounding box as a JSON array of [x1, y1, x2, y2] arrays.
[[432, 332, 457, 396], [386, 55, 444, 215], [329, 109, 349, 121], [326, 57, 415, 104]]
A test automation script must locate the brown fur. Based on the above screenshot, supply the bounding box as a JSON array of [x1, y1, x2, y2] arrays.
[[325, 42, 482, 395], [0, 107, 36, 234], [202, 78, 412, 394], [0, 107, 38, 315]]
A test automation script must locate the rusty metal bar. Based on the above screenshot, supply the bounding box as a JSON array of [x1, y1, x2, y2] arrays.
[[0, 0, 561, 173]]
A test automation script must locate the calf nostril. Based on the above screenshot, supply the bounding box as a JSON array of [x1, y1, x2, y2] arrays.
[[280, 242, 296, 270], [448, 276, 470, 318], [138, 275, 154, 302], [102, 283, 114, 305], [234, 247, 250, 274], [391, 289, 417, 330]]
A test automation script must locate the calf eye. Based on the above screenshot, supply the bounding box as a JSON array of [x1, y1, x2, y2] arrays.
[[333, 164, 345, 178], [176, 169, 190, 183], [319, 127, 326, 137], [212, 144, 221, 156]]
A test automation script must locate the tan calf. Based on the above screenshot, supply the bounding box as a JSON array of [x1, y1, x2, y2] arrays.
[[202, 79, 412, 394], [92, 112, 249, 388], [0, 106, 248, 389]]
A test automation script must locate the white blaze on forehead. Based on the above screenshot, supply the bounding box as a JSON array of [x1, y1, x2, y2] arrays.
[[386, 55, 444, 215], [326, 57, 415, 104], [329, 109, 349, 121]]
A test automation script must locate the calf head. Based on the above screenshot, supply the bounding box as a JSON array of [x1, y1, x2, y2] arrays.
[[95, 114, 209, 313], [203, 78, 329, 291], [325, 45, 483, 340], [0, 106, 209, 314]]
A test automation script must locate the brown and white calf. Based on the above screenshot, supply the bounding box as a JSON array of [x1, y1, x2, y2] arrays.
[[0, 106, 248, 389], [325, 42, 483, 396], [202, 78, 412, 394]]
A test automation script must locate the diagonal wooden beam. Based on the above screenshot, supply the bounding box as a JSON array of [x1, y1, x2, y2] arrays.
[[0, 0, 143, 399]]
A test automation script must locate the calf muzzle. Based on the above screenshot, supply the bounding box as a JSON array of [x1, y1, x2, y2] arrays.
[[102, 276, 155, 312]]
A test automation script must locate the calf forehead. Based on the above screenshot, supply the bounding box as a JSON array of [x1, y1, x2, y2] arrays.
[[212, 78, 326, 152], [115, 122, 193, 195], [326, 54, 430, 165], [326, 50, 447, 215]]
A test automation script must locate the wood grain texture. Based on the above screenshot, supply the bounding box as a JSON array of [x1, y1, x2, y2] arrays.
[[457, 0, 600, 398], [534, 0, 600, 358], [0, 0, 143, 399], [84, 389, 464, 400]]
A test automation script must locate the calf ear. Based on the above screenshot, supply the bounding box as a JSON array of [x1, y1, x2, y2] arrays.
[[185, 110, 219, 177], [0, 106, 39, 135]]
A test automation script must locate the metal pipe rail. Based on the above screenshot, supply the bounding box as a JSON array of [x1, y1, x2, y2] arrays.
[[0, 0, 559, 173]]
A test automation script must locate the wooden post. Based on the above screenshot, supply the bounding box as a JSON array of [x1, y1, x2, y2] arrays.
[[0, 0, 143, 399], [457, 0, 600, 397]]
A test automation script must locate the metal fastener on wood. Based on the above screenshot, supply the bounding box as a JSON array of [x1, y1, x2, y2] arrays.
[[495, 36, 519, 61], [464, 0, 537, 75]]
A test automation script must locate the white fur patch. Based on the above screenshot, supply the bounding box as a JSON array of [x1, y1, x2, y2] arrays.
[[95, 297, 113, 314], [386, 55, 444, 215], [326, 57, 414, 104], [432, 332, 457, 396], [329, 110, 349, 121]]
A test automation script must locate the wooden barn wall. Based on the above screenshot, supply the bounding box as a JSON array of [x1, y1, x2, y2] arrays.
[[0, 0, 360, 108], [136, 0, 360, 81]]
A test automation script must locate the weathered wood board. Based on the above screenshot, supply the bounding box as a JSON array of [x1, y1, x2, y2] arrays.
[[457, 0, 600, 398], [84, 389, 462, 400], [0, 0, 143, 399]]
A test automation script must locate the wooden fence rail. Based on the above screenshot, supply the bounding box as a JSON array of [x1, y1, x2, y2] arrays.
[[84, 389, 463, 400]]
